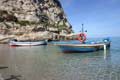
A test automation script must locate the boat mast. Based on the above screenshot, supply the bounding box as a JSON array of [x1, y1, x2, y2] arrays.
[[82, 24, 84, 33]]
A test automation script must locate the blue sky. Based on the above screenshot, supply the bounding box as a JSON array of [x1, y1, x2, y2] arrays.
[[60, 0, 120, 37]]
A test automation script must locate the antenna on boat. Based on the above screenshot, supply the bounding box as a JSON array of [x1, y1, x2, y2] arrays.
[[82, 24, 84, 33], [80, 24, 87, 33]]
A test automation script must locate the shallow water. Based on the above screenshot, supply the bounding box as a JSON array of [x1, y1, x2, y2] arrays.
[[0, 37, 120, 80]]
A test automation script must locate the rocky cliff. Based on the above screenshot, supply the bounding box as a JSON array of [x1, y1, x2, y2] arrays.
[[0, 0, 73, 41]]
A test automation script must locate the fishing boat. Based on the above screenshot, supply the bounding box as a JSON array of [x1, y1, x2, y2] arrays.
[[54, 24, 111, 52], [55, 39, 110, 52], [9, 40, 47, 46]]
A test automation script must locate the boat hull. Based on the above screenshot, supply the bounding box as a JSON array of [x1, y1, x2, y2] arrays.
[[55, 42, 110, 52], [9, 40, 47, 46], [59, 46, 97, 52]]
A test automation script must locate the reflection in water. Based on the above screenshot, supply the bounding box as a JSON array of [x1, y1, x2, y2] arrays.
[[0, 41, 120, 80]]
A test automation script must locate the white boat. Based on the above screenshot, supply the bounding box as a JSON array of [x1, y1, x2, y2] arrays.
[[9, 40, 47, 46]]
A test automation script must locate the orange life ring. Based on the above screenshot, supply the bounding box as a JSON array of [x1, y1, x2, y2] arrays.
[[78, 33, 86, 43]]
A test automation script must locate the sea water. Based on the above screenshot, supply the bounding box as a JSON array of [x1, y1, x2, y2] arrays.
[[0, 37, 120, 80]]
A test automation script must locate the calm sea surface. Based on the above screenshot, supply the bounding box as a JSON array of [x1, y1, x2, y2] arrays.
[[0, 37, 120, 80]]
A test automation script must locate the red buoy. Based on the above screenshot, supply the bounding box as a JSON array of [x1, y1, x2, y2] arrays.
[[78, 33, 86, 43]]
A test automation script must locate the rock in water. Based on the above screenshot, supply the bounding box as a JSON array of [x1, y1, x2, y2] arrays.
[[0, 0, 73, 40]]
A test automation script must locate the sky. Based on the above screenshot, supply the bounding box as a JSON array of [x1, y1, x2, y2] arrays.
[[60, 0, 120, 37]]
